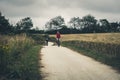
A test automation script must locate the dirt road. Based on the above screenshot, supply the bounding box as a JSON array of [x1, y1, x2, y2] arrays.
[[41, 42, 120, 80]]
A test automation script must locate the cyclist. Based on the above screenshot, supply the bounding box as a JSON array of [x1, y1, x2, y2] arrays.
[[56, 31, 61, 47], [45, 34, 49, 46]]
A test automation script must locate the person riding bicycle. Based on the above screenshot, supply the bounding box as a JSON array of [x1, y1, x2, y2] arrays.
[[56, 31, 61, 47], [45, 34, 49, 46]]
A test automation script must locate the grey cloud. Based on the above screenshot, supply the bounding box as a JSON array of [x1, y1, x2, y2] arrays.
[[1, 0, 120, 14], [0, 0, 35, 6], [80, 0, 120, 13], [0, 0, 55, 17], [0, 1, 48, 17], [44, 0, 120, 13]]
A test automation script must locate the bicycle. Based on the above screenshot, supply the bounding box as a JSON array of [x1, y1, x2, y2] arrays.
[[45, 40, 48, 46], [56, 38, 60, 47]]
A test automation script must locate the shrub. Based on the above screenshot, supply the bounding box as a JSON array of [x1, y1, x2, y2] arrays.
[[29, 34, 45, 45]]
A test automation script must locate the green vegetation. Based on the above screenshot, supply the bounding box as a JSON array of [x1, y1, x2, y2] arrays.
[[29, 34, 45, 45], [62, 40, 120, 70], [45, 15, 120, 34], [0, 12, 44, 35], [18, 45, 42, 80], [0, 34, 43, 80]]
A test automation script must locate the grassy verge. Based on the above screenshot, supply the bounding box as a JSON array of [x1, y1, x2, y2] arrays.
[[15, 45, 42, 80], [62, 41, 120, 71], [0, 35, 43, 80]]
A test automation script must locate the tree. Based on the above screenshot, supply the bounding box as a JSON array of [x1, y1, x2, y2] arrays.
[[110, 22, 119, 32], [45, 16, 65, 31], [82, 14, 97, 33], [99, 19, 110, 32], [68, 17, 82, 29], [15, 17, 33, 31], [118, 22, 120, 32], [45, 21, 52, 31], [0, 12, 11, 34]]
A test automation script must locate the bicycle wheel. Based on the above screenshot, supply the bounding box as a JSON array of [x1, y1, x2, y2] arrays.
[[57, 39, 60, 47]]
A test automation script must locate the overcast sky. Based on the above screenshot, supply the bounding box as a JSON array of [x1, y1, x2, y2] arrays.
[[0, 0, 120, 29]]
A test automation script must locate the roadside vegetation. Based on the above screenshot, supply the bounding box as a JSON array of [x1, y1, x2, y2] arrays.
[[61, 33, 120, 71], [0, 34, 44, 80], [0, 11, 50, 80]]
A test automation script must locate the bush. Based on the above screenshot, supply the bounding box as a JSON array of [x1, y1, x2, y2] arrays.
[[49, 37, 56, 42], [29, 34, 45, 45]]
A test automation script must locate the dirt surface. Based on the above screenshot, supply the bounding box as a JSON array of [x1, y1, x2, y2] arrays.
[[41, 42, 120, 80]]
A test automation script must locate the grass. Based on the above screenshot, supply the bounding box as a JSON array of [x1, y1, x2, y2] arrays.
[[0, 34, 43, 80], [16, 45, 42, 80], [50, 33, 120, 44]]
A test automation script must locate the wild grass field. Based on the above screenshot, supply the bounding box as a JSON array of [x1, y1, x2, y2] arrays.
[[53, 33, 120, 44], [0, 34, 44, 80]]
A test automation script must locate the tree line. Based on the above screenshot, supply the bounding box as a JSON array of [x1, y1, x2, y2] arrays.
[[0, 11, 120, 35], [45, 15, 120, 34], [0, 12, 43, 35]]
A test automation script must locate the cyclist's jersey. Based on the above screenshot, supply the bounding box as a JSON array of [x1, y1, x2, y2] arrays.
[[56, 33, 61, 38]]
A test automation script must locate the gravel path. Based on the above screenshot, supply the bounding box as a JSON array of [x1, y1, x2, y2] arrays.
[[41, 42, 120, 80]]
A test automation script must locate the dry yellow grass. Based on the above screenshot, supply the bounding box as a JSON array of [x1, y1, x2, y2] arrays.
[[50, 33, 120, 44]]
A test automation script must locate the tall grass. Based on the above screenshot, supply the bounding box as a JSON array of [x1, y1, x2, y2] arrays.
[[50, 33, 120, 44], [0, 34, 42, 80]]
